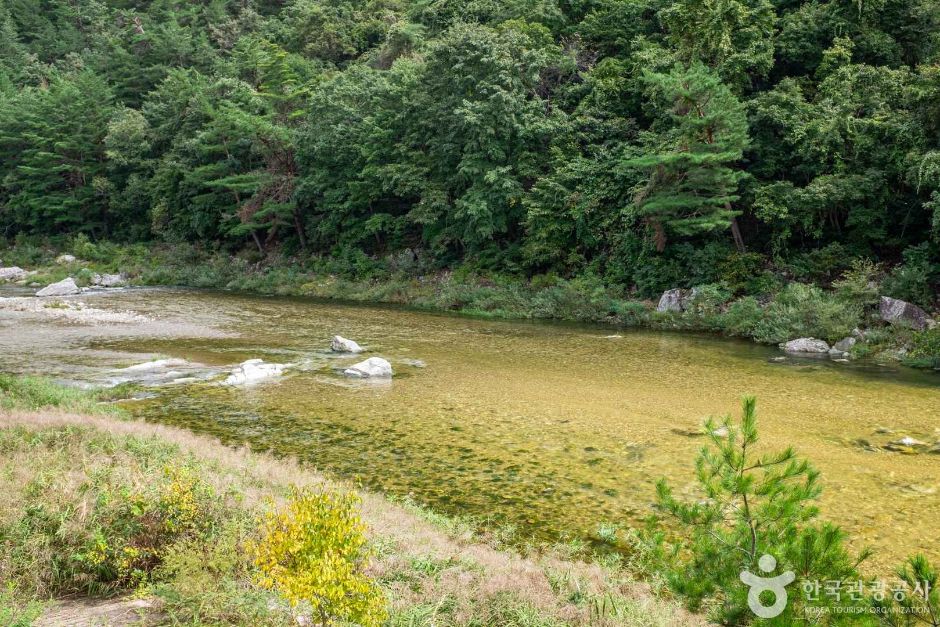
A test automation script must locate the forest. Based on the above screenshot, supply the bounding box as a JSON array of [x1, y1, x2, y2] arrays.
[[0, 0, 939, 302]]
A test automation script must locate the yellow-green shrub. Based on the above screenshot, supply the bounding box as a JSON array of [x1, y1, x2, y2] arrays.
[[250, 489, 387, 627]]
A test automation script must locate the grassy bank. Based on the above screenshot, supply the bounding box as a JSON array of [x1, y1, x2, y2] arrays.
[[0, 376, 695, 627], [2, 239, 939, 370]]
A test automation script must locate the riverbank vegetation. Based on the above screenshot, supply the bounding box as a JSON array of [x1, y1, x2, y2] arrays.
[[0, 0, 938, 343], [4, 239, 940, 369], [0, 376, 696, 626]]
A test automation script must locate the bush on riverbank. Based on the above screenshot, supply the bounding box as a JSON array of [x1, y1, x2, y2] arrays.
[[0, 379, 696, 626], [2, 239, 938, 369]]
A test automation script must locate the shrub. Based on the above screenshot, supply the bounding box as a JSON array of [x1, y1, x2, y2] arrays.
[[751, 283, 861, 343], [648, 397, 868, 624], [882, 243, 937, 309], [250, 489, 387, 627], [719, 296, 763, 337], [717, 252, 766, 294], [905, 328, 940, 369], [833, 258, 881, 309]]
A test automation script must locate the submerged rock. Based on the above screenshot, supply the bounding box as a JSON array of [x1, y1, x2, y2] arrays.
[[343, 356, 392, 379], [223, 359, 285, 385], [884, 436, 930, 454], [781, 337, 830, 354], [331, 335, 363, 353], [0, 266, 27, 282], [36, 277, 80, 297], [879, 296, 934, 331]]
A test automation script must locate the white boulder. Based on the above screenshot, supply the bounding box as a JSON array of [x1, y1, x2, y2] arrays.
[[781, 337, 830, 354], [0, 266, 27, 282], [656, 288, 685, 313], [55, 254, 77, 264], [343, 357, 392, 379], [331, 335, 363, 353], [223, 359, 285, 385], [122, 358, 189, 372], [92, 273, 127, 287], [36, 277, 81, 297]]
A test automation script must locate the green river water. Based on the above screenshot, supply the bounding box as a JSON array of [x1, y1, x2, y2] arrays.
[[4, 287, 939, 573]]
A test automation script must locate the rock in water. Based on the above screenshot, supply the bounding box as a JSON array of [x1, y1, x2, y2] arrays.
[[0, 266, 27, 282], [55, 254, 76, 264], [656, 288, 685, 313], [781, 337, 830, 354], [828, 336, 857, 358], [223, 359, 285, 385], [122, 358, 188, 372], [331, 335, 363, 353], [343, 357, 393, 379], [36, 277, 81, 297], [879, 296, 934, 330], [92, 273, 127, 287], [833, 337, 856, 352]]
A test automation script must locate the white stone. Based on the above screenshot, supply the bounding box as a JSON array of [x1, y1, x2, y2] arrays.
[[122, 358, 188, 372], [781, 337, 830, 354], [55, 254, 76, 264], [656, 288, 685, 313], [223, 359, 285, 385], [343, 357, 392, 379], [92, 273, 127, 287], [331, 335, 363, 353], [36, 277, 81, 297], [892, 436, 928, 448], [0, 266, 27, 282]]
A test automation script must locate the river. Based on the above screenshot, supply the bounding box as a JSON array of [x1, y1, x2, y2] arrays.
[[3, 287, 939, 573]]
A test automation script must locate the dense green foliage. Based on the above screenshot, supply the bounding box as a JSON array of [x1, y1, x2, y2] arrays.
[[0, 0, 938, 302]]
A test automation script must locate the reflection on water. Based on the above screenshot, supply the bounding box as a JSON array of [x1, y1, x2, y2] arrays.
[[4, 288, 940, 573]]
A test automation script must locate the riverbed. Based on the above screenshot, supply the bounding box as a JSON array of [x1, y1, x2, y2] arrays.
[[3, 287, 939, 573]]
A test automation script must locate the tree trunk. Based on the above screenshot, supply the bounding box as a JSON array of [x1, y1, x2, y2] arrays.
[[250, 230, 264, 254], [728, 205, 746, 253], [293, 208, 307, 251]]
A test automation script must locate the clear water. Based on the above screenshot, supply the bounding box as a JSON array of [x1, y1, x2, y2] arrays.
[[4, 287, 939, 573]]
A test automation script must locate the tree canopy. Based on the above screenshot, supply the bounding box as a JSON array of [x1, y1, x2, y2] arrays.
[[0, 0, 938, 296]]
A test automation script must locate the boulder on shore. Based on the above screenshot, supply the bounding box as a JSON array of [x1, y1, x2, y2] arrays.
[[781, 337, 830, 354], [0, 266, 27, 282], [91, 273, 127, 288], [36, 277, 80, 297], [343, 357, 392, 379], [879, 296, 934, 331], [223, 359, 285, 385], [331, 335, 363, 353], [656, 288, 685, 313]]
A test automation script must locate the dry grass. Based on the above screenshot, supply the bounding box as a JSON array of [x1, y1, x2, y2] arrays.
[[0, 410, 701, 626]]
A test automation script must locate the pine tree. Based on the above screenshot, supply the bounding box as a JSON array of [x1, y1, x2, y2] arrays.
[[627, 63, 749, 251], [649, 397, 870, 624]]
